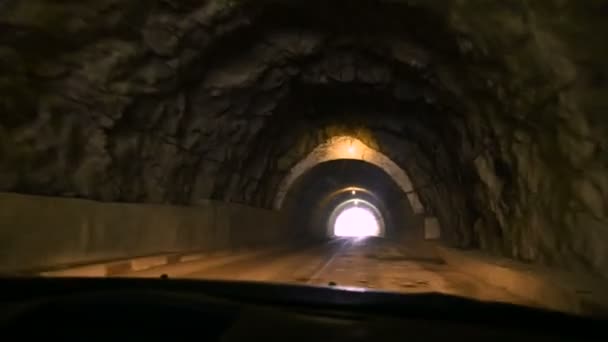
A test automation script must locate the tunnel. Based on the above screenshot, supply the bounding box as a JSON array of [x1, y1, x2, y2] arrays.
[[280, 159, 421, 242], [1, 0, 607, 315]]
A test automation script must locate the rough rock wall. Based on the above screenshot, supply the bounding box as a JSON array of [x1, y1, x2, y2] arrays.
[[0, 1, 607, 276]]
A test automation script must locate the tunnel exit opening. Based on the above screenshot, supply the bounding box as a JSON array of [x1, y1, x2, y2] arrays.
[[334, 207, 380, 237], [328, 199, 385, 238]]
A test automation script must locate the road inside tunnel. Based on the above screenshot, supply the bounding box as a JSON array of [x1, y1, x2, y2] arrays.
[[115, 238, 533, 308]]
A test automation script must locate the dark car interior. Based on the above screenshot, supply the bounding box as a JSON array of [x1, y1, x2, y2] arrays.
[[0, 278, 604, 341]]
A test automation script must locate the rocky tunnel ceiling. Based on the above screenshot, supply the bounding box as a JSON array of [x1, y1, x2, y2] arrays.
[[1, 1, 607, 276]]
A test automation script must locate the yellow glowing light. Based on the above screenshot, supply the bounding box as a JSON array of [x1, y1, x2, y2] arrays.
[[347, 146, 355, 154], [334, 207, 380, 237], [351, 190, 356, 195]]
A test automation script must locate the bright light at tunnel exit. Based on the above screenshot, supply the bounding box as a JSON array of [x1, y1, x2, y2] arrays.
[[333, 207, 380, 238]]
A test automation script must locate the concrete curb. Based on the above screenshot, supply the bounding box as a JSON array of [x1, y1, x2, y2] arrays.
[[39, 250, 237, 277], [38, 246, 282, 278], [437, 245, 608, 317]]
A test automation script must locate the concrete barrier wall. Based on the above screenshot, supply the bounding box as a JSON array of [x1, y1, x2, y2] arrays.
[[0, 193, 287, 272]]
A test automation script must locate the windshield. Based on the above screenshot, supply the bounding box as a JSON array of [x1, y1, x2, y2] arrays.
[[1, 0, 607, 319]]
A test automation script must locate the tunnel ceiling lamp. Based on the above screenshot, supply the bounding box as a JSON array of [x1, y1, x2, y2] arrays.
[[347, 138, 356, 154], [351, 190, 356, 195]]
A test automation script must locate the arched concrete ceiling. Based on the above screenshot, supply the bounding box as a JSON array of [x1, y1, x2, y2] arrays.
[[0, 0, 607, 277], [280, 159, 414, 240], [325, 187, 379, 204], [274, 136, 424, 213]]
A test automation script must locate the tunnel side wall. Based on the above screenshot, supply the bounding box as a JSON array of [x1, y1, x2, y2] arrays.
[[0, 192, 287, 272]]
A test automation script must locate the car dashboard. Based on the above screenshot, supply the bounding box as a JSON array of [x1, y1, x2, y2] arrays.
[[0, 277, 604, 341]]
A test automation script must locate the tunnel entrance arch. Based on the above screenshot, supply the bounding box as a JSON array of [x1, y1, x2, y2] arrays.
[[273, 136, 424, 214]]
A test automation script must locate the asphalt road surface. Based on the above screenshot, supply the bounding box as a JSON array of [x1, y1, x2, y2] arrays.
[[117, 238, 534, 307]]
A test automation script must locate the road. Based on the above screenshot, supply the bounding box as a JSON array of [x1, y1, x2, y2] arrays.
[[117, 238, 534, 307]]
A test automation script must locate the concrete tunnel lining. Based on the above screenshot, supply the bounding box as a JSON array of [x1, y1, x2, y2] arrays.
[[280, 159, 424, 241], [274, 136, 425, 214]]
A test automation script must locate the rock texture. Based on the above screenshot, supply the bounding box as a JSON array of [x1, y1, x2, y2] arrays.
[[1, 1, 607, 276]]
